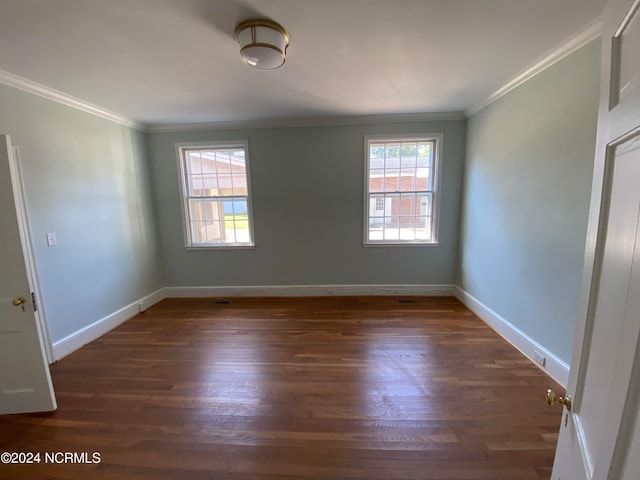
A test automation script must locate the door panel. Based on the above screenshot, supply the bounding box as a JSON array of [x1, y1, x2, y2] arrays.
[[578, 137, 640, 473], [0, 134, 56, 414], [551, 0, 640, 478], [612, 0, 640, 106]]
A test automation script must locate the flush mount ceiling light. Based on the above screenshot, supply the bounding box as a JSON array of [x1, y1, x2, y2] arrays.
[[235, 19, 290, 70]]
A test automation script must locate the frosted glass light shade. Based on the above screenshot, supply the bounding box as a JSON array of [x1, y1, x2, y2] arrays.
[[235, 19, 290, 70]]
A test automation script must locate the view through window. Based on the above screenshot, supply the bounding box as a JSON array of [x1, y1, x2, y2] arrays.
[[178, 143, 254, 247], [365, 136, 439, 244]]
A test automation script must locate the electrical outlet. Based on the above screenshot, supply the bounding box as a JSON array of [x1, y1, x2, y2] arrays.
[[533, 350, 546, 367]]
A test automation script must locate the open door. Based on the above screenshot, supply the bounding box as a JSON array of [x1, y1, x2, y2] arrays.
[[550, 0, 640, 478], [0, 134, 56, 414]]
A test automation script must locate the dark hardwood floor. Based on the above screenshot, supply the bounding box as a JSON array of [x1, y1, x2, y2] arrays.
[[0, 296, 563, 479]]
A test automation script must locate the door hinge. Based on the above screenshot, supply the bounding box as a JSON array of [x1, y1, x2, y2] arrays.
[[31, 292, 37, 312]]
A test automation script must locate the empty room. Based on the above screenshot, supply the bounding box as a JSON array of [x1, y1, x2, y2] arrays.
[[1, 0, 639, 479]]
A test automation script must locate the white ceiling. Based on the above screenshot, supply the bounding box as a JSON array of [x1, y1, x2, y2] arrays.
[[0, 0, 606, 126]]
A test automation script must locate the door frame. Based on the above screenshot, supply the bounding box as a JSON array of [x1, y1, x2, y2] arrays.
[[6, 139, 54, 364]]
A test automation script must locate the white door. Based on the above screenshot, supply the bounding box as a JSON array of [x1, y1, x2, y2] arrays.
[[551, 0, 640, 478], [0, 134, 56, 414]]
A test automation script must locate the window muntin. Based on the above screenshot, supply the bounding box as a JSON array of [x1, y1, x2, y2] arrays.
[[365, 136, 440, 244], [177, 142, 254, 247]]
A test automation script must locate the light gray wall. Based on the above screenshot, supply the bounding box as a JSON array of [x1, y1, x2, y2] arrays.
[[0, 85, 162, 344], [458, 39, 601, 363], [148, 120, 466, 287]]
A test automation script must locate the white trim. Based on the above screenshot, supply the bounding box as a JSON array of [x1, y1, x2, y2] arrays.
[[361, 242, 439, 248], [165, 284, 456, 298], [0, 69, 143, 131], [454, 286, 570, 386], [147, 112, 465, 133], [51, 288, 166, 361], [466, 19, 603, 117]]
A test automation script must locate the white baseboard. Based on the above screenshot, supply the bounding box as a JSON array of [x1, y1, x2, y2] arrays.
[[164, 284, 456, 298], [51, 288, 166, 361], [454, 286, 569, 387]]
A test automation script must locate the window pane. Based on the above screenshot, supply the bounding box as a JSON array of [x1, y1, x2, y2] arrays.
[[190, 199, 222, 222], [368, 217, 384, 240], [385, 143, 401, 159], [197, 154, 210, 175], [188, 174, 204, 196], [231, 174, 247, 195], [214, 151, 232, 173], [370, 196, 384, 218], [399, 217, 416, 240], [370, 143, 385, 159], [387, 194, 399, 216], [384, 169, 399, 191], [401, 143, 417, 158], [230, 149, 246, 168], [186, 151, 203, 175], [416, 167, 430, 190], [416, 193, 432, 216], [369, 168, 385, 192], [401, 158, 417, 170], [223, 199, 250, 244], [191, 220, 224, 244], [232, 199, 249, 229], [415, 216, 432, 241], [230, 162, 246, 177], [399, 216, 415, 228], [384, 220, 400, 240], [202, 173, 218, 194], [384, 156, 400, 170], [399, 170, 415, 191], [400, 193, 416, 216], [217, 174, 232, 194], [417, 142, 431, 158]]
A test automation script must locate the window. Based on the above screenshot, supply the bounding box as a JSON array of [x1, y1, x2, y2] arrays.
[[364, 135, 441, 245], [177, 142, 254, 248]]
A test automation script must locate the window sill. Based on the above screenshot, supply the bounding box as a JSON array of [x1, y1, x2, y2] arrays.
[[185, 245, 256, 251], [363, 241, 439, 248]]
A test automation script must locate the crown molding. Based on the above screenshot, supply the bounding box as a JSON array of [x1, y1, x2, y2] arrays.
[[0, 69, 143, 131], [145, 111, 466, 133], [466, 18, 603, 117]]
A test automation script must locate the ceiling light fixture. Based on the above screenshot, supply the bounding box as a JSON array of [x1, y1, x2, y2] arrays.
[[235, 19, 290, 70]]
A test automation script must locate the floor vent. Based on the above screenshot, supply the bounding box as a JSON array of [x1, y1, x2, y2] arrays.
[[398, 299, 417, 304], [214, 300, 231, 304]]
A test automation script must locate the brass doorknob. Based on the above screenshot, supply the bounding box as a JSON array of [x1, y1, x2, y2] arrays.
[[12, 297, 26, 307], [547, 388, 572, 411]]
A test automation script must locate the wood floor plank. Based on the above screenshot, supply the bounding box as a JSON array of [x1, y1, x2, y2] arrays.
[[0, 296, 563, 479]]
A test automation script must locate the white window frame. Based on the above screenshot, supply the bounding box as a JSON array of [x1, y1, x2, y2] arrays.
[[363, 134, 443, 246], [176, 141, 256, 249]]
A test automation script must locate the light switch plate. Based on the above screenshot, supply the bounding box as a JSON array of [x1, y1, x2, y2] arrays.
[[45, 233, 57, 246]]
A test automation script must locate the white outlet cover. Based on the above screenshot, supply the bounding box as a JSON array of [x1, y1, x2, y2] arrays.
[[533, 350, 546, 367]]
